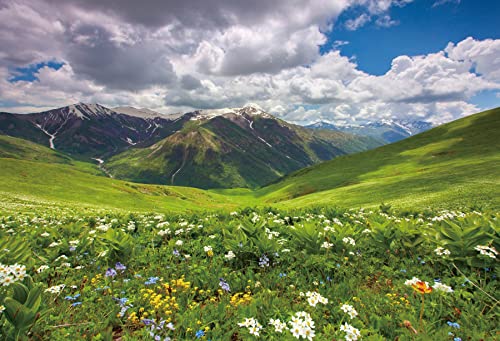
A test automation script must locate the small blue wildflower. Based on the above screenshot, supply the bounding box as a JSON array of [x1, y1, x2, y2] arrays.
[[64, 294, 81, 301], [105, 268, 117, 278], [115, 262, 127, 272], [447, 321, 460, 329], [69, 246, 76, 252], [279, 273, 287, 278], [71, 302, 82, 307], [219, 278, 231, 292], [145, 276, 160, 285], [259, 254, 270, 267], [196, 330, 205, 338], [142, 318, 155, 325], [454, 338, 462, 341], [173, 249, 180, 257]]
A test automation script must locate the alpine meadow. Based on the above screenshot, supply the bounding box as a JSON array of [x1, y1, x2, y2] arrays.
[[0, 1, 499, 340]]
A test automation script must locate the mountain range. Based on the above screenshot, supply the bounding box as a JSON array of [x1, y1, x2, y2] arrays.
[[0, 103, 381, 188], [306, 119, 434, 143]]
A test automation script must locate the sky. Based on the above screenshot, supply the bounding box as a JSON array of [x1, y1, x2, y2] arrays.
[[0, 0, 499, 125]]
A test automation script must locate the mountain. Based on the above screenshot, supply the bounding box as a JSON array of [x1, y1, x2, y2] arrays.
[[106, 105, 381, 189], [258, 107, 500, 208], [0, 103, 184, 159], [306, 119, 434, 143], [0, 107, 498, 213]]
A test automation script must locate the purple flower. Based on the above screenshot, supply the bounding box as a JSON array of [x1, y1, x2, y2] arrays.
[[142, 318, 155, 326], [219, 278, 231, 292], [105, 268, 117, 278], [173, 249, 180, 257], [115, 262, 127, 272]]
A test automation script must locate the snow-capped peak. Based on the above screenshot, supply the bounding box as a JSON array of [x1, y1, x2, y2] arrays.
[[113, 106, 164, 119], [190, 105, 273, 121], [63, 103, 115, 119]]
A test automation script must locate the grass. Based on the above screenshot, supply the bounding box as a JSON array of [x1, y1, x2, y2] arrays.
[[0, 107, 499, 213]]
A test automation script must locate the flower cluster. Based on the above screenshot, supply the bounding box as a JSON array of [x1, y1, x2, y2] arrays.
[[238, 317, 262, 336], [434, 247, 451, 256], [45, 284, 65, 294], [339, 322, 361, 341], [289, 311, 315, 340], [342, 237, 356, 246], [304, 291, 328, 307], [340, 304, 358, 319], [474, 245, 497, 259], [0, 263, 26, 286], [269, 318, 287, 333]]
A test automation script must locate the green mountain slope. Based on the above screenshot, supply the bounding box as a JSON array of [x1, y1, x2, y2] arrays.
[[0, 107, 498, 212], [106, 108, 380, 189], [255, 107, 500, 209], [0, 135, 247, 212]]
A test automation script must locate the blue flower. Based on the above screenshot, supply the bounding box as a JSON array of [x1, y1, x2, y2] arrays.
[[196, 330, 205, 338], [279, 273, 287, 278], [64, 294, 81, 301], [173, 249, 180, 257], [105, 268, 117, 278], [219, 278, 231, 292], [447, 321, 460, 329], [454, 338, 462, 341], [145, 276, 160, 285], [115, 262, 127, 272], [71, 302, 82, 307], [142, 318, 155, 326]]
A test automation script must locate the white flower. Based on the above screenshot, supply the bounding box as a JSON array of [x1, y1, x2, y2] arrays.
[[175, 240, 183, 246], [238, 317, 262, 336], [340, 304, 358, 319], [224, 251, 236, 260], [434, 247, 451, 256], [269, 318, 287, 333], [37, 265, 50, 273], [321, 241, 334, 249], [404, 277, 420, 286], [45, 284, 65, 294], [342, 237, 356, 246], [340, 322, 361, 340], [305, 291, 328, 307], [203, 245, 212, 252], [433, 282, 454, 293], [474, 245, 497, 259]]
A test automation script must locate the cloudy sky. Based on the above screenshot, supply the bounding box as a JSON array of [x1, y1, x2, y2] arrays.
[[0, 0, 499, 124]]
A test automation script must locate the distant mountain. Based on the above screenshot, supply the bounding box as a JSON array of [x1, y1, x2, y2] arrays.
[[306, 119, 434, 143], [0, 103, 382, 189], [0, 103, 183, 159], [106, 105, 382, 188]]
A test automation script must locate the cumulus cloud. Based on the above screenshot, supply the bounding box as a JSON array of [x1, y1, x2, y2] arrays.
[[0, 0, 498, 126]]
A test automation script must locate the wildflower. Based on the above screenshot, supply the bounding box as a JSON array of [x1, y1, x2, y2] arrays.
[[224, 250, 236, 260], [340, 303, 358, 319], [36, 265, 49, 273], [342, 237, 355, 246], [219, 278, 231, 292], [433, 282, 453, 293], [173, 249, 180, 257], [288, 312, 315, 340], [195, 330, 205, 338], [447, 321, 460, 329], [204, 245, 214, 257], [474, 245, 497, 259], [145, 277, 160, 285], [321, 241, 334, 249], [115, 262, 127, 272], [0, 305, 4, 314], [434, 247, 451, 256], [305, 291, 328, 307], [269, 318, 287, 333], [411, 280, 432, 294], [259, 254, 270, 267], [339, 322, 361, 341], [45, 284, 65, 294], [238, 317, 262, 336], [71, 302, 83, 307], [175, 240, 183, 246], [105, 268, 117, 278]]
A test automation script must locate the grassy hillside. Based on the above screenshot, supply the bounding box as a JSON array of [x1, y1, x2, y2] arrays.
[[255, 107, 500, 209], [106, 114, 381, 189], [0, 107, 498, 212]]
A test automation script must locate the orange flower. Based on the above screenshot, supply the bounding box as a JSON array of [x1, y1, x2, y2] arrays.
[[412, 281, 432, 294]]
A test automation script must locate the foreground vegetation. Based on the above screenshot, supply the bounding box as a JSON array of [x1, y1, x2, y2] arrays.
[[1, 206, 498, 340]]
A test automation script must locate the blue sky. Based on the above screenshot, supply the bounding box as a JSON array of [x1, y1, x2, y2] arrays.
[[0, 0, 498, 123]]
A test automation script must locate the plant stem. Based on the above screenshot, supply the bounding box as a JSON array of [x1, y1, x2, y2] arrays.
[[419, 294, 425, 332]]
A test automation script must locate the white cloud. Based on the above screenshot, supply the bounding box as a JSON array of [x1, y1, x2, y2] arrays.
[[0, 1, 498, 126], [345, 13, 371, 31]]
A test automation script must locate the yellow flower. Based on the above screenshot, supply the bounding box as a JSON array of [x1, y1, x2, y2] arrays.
[[412, 281, 432, 294]]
